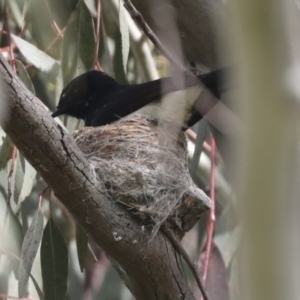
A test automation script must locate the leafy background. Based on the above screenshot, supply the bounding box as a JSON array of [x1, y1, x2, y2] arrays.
[[0, 0, 238, 299]]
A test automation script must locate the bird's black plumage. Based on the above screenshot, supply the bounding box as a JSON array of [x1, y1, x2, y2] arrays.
[[52, 68, 229, 128]]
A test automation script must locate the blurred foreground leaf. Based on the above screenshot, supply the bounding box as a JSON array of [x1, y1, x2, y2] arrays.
[[18, 208, 44, 298]]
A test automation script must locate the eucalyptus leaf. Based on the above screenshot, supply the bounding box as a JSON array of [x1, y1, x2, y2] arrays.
[[0, 135, 14, 170], [16, 60, 35, 94], [7, 0, 23, 29], [41, 217, 68, 300], [214, 226, 241, 268], [21, 0, 32, 30], [11, 34, 60, 76], [61, 0, 96, 85], [19, 157, 37, 202], [29, 273, 45, 300], [199, 243, 230, 300], [119, 0, 129, 73], [13, 152, 25, 204], [13, 152, 36, 204], [18, 208, 44, 298], [76, 223, 88, 272]]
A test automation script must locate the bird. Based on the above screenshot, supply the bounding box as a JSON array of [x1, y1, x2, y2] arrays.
[[51, 68, 230, 129]]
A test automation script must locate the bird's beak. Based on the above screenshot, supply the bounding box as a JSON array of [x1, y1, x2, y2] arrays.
[[51, 107, 64, 118]]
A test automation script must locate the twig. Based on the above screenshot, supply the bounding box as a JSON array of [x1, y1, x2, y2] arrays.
[[161, 225, 210, 300], [38, 186, 50, 208], [93, 0, 102, 69], [123, 0, 188, 73]]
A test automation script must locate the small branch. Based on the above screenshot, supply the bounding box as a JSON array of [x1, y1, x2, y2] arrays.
[[162, 226, 210, 300], [123, 0, 188, 73]]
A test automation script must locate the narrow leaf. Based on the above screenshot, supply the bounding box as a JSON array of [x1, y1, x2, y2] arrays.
[[7, 1, 23, 29], [21, 0, 32, 30], [119, 0, 129, 73], [18, 209, 44, 298], [16, 60, 35, 95], [41, 217, 68, 300], [199, 243, 230, 300], [13, 152, 25, 204], [13, 152, 37, 204], [29, 273, 45, 300], [61, 0, 96, 85], [0, 135, 13, 170], [19, 157, 37, 202], [98, 18, 114, 75], [76, 223, 88, 272], [11, 34, 60, 75], [215, 225, 241, 267]]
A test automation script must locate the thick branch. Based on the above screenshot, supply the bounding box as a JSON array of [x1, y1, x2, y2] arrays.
[[0, 54, 196, 300]]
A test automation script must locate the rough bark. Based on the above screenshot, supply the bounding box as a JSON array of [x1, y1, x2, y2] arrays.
[[0, 54, 197, 299]]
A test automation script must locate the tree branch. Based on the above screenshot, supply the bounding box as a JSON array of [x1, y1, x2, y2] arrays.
[[0, 53, 196, 300]]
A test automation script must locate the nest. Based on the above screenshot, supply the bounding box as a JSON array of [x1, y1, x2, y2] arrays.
[[73, 114, 211, 235]]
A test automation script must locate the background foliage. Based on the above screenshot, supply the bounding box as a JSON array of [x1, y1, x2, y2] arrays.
[[0, 0, 238, 299]]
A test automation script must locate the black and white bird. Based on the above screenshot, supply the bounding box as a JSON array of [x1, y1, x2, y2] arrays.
[[52, 68, 232, 130]]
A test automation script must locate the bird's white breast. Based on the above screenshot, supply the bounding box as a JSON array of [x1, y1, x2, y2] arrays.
[[136, 85, 203, 126]]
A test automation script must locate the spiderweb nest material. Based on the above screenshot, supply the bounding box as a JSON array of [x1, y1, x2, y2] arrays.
[[73, 114, 211, 235]]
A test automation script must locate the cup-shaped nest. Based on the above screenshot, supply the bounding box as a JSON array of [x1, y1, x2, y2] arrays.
[[73, 115, 211, 234]]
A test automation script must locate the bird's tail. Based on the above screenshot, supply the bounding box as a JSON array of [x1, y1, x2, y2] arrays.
[[198, 66, 234, 99]]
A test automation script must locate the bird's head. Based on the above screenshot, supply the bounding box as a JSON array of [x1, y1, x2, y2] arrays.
[[51, 70, 119, 120]]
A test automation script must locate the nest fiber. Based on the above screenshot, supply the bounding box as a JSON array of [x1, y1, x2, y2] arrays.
[[73, 115, 211, 234]]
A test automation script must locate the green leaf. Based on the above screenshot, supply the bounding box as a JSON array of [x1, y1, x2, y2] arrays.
[[214, 226, 241, 268], [19, 157, 37, 202], [13, 152, 25, 204], [98, 19, 114, 75], [0, 135, 14, 170], [76, 223, 88, 272], [199, 243, 230, 300], [41, 217, 68, 300], [18, 208, 44, 298], [61, 0, 96, 85], [13, 152, 37, 204], [11, 34, 60, 76], [119, 0, 129, 73], [16, 60, 35, 95], [7, 0, 23, 29], [29, 273, 45, 300], [21, 0, 32, 30]]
